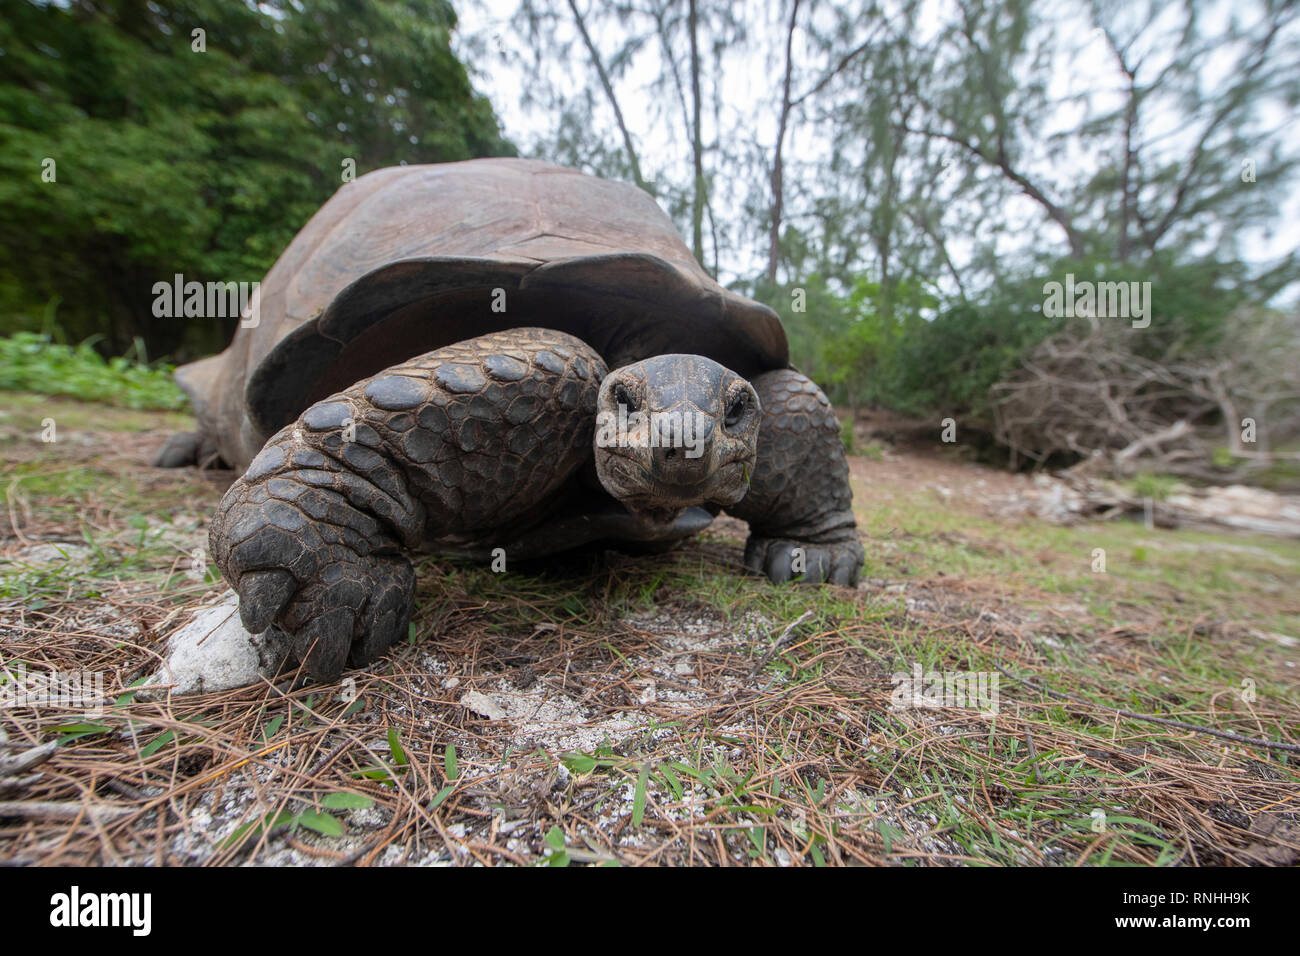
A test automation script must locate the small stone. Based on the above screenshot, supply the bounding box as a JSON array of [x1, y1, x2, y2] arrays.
[[460, 690, 508, 720], [139, 590, 291, 699]]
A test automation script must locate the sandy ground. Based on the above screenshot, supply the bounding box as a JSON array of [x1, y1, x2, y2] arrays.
[[2, 399, 1298, 865]]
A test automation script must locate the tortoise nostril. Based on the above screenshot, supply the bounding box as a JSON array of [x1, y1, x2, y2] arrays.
[[664, 447, 678, 460]]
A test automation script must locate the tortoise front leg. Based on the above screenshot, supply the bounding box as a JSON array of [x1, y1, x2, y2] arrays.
[[209, 328, 605, 680], [726, 369, 864, 586]]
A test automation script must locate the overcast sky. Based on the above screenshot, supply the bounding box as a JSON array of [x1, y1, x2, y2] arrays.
[[455, 0, 1299, 301]]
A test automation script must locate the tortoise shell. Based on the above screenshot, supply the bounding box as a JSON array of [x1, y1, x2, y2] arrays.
[[176, 158, 789, 470]]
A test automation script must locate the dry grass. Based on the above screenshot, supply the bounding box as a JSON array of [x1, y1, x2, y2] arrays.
[[2, 394, 1299, 866]]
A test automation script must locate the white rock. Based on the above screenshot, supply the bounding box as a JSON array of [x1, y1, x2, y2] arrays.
[[460, 690, 508, 721], [139, 590, 290, 699]]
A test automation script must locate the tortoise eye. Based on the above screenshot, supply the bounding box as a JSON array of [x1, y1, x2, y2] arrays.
[[725, 391, 747, 428], [614, 382, 637, 412]]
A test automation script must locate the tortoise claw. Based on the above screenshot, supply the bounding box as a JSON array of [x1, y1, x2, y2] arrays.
[[744, 535, 863, 587], [289, 607, 355, 683], [210, 433, 418, 683], [227, 550, 415, 683], [236, 569, 296, 634]]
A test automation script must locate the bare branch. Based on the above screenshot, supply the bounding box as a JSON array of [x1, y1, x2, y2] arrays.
[[1144, 11, 1286, 250], [900, 123, 1086, 259], [788, 20, 888, 109], [566, 0, 649, 191], [688, 0, 705, 261], [767, 0, 801, 282]]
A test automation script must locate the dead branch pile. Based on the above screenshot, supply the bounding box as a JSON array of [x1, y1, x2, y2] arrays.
[[990, 309, 1300, 482]]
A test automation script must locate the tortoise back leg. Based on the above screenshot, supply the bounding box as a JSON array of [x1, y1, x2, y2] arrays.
[[152, 430, 224, 469], [209, 328, 606, 680], [726, 369, 864, 586]]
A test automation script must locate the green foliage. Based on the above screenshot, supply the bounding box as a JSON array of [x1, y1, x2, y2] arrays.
[[817, 255, 1253, 429], [0, 0, 512, 358], [882, 282, 1061, 422], [542, 825, 570, 866], [858, 443, 885, 462], [747, 274, 854, 381], [826, 277, 936, 406], [1132, 473, 1177, 502], [219, 793, 374, 850], [0, 332, 184, 409]]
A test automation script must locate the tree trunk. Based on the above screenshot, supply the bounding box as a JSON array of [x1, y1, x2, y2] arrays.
[[688, 0, 705, 263], [767, 0, 800, 283], [566, 0, 648, 192]]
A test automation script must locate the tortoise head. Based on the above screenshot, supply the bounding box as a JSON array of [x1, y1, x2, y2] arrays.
[[593, 354, 760, 523]]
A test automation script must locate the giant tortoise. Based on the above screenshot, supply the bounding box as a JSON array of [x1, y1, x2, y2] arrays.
[[161, 158, 864, 680]]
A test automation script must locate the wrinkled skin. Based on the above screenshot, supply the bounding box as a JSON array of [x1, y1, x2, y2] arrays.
[[210, 327, 862, 681], [594, 353, 760, 522]]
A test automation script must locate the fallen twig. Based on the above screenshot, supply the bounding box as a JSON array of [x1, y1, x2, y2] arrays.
[[0, 800, 135, 823], [0, 741, 58, 778], [749, 610, 815, 680]]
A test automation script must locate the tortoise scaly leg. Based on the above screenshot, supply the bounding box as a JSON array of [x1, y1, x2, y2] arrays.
[[209, 328, 605, 681], [727, 369, 864, 586]]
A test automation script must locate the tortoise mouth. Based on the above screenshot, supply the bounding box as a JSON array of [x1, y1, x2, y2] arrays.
[[625, 501, 690, 525], [604, 451, 749, 490]]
